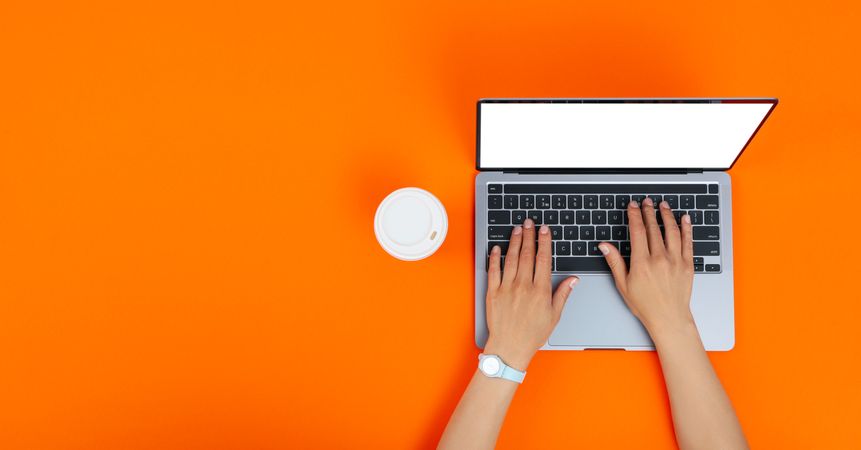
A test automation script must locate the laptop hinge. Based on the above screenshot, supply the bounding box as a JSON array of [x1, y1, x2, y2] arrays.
[[500, 168, 703, 175]]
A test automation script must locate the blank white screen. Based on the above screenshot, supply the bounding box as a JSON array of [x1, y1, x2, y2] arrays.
[[479, 102, 773, 169]]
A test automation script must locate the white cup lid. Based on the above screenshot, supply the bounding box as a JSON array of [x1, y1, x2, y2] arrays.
[[374, 187, 448, 261]]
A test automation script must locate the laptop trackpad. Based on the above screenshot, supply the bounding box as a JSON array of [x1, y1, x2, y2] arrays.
[[548, 274, 653, 348]]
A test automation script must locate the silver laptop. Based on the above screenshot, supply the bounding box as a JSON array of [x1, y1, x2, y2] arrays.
[[474, 98, 777, 351]]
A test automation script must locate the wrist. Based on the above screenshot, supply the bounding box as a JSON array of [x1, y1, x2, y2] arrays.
[[646, 316, 700, 347], [483, 338, 535, 371]]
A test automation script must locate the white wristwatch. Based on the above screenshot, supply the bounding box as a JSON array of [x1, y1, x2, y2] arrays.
[[478, 353, 526, 384]]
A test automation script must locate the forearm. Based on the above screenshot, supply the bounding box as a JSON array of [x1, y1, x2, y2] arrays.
[[437, 370, 519, 450], [651, 322, 748, 450]]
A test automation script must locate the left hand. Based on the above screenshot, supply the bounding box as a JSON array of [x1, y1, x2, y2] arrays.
[[484, 218, 579, 370]]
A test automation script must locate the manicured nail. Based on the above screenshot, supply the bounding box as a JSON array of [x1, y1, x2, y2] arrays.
[[568, 277, 579, 288], [629, 200, 639, 208], [513, 226, 523, 235], [492, 245, 501, 254], [599, 243, 610, 255], [643, 197, 653, 206], [540, 225, 549, 235], [660, 201, 669, 209], [524, 218, 533, 229], [682, 214, 691, 224]]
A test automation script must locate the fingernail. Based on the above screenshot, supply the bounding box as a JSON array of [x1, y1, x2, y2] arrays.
[[643, 197, 653, 206], [540, 225, 549, 235], [660, 201, 669, 209], [568, 277, 579, 288], [682, 214, 691, 224], [630, 200, 639, 208], [492, 245, 500, 254], [513, 226, 523, 235], [524, 218, 533, 229], [599, 243, 610, 255]]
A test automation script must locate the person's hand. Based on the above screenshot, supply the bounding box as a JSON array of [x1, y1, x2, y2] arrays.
[[484, 218, 579, 370], [598, 198, 695, 336]]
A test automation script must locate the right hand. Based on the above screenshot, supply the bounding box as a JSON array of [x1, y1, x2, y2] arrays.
[[598, 197, 695, 335]]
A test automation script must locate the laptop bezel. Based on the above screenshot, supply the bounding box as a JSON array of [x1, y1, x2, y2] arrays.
[[475, 98, 778, 173]]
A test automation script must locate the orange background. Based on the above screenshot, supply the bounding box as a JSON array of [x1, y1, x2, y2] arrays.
[[1, 1, 859, 448]]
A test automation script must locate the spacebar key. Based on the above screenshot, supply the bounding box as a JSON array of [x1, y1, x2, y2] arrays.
[[555, 257, 610, 272]]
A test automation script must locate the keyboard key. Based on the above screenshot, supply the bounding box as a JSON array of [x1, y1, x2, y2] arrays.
[[527, 211, 542, 224], [693, 226, 720, 240], [556, 241, 571, 255], [616, 195, 631, 209], [592, 210, 607, 224], [488, 211, 510, 224], [550, 226, 563, 240], [708, 184, 719, 194], [556, 257, 610, 271], [512, 210, 526, 224], [608, 210, 623, 224], [488, 241, 509, 255], [567, 195, 582, 209], [504, 195, 518, 209], [612, 225, 627, 240], [572, 242, 587, 255], [581, 226, 595, 240], [648, 194, 662, 205], [488, 195, 502, 209], [544, 210, 559, 224], [564, 226, 578, 240], [705, 211, 720, 225], [576, 211, 590, 224], [664, 195, 679, 209], [537, 195, 552, 209], [487, 226, 513, 240], [680, 195, 695, 209], [588, 242, 603, 256], [696, 195, 719, 209], [693, 242, 720, 256], [694, 264, 704, 272], [620, 241, 631, 256], [488, 184, 502, 194], [596, 226, 611, 240], [520, 195, 535, 209], [552, 195, 566, 209], [631, 194, 646, 204], [672, 211, 683, 223], [693, 257, 704, 265], [584, 195, 599, 209], [706, 264, 721, 272], [600, 195, 615, 209], [561, 211, 575, 224], [689, 210, 703, 224]]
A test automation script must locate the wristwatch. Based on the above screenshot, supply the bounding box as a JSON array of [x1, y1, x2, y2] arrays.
[[478, 353, 526, 384]]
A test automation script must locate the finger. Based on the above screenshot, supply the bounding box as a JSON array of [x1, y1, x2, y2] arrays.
[[516, 218, 537, 283], [599, 242, 628, 293], [659, 201, 681, 256], [641, 197, 665, 255], [533, 225, 553, 285], [488, 244, 502, 291], [552, 276, 579, 320], [627, 200, 649, 260], [501, 225, 522, 285], [680, 213, 694, 266]]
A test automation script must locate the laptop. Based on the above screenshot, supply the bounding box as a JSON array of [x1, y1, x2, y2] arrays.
[[474, 98, 777, 351]]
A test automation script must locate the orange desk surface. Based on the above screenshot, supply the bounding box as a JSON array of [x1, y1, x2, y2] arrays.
[[1, 1, 859, 449]]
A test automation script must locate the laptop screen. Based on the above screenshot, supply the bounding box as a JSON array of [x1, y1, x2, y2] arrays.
[[477, 99, 776, 170]]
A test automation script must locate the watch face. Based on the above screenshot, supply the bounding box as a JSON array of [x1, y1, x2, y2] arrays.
[[481, 357, 501, 375]]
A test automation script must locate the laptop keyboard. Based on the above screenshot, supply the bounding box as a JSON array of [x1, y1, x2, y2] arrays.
[[486, 183, 722, 273]]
